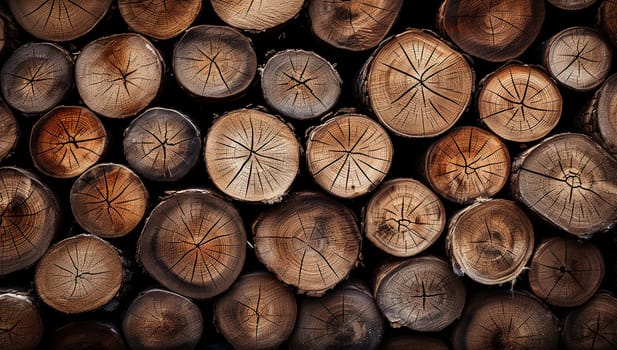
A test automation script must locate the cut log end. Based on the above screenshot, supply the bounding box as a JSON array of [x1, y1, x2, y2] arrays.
[[600, 0, 617, 46], [34, 234, 124, 314], [118, 0, 201, 40], [547, 0, 597, 10], [0, 293, 43, 350], [210, 0, 304, 32], [306, 113, 393, 198], [49, 321, 127, 350], [0, 99, 18, 162], [578, 73, 617, 155], [562, 292, 617, 350]]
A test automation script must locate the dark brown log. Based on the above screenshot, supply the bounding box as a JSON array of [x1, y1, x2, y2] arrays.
[[122, 288, 203, 350], [123, 107, 201, 182], [356, 28, 474, 138], [210, 0, 304, 32], [30, 105, 107, 179], [547, 0, 596, 10], [204, 108, 300, 203], [137, 189, 247, 299], [261, 50, 341, 120], [529, 236, 604, 307], [477, 63, 563, 142], [0, 292, 43, 350], [307, 0, 403, 51], [0, 166, 60, 276], [600, 0, 617, 47], [0, 42, 72, 115], [562, 292, 617, 349], [305, 113, 393, 198], [0, 9, 19, 58], [577, 73, 617, 155], [290, 281, 384, 350], [380, 335, 449, 350], [253, 191, 362, 296], [438, 0, 545, 62], [421, 126, 511, 204], [0, 98, 18, 163], [70, 163, 148, 238], [173, 25, 257, 101], [49, 321, 127, 350], [373, 255, 465, 332], [452, 291, 559, 350], [543, 27, 612, 91], [364, 178, 446, 257], [75, 33, 164, 119], [118, 0, 201, 40], [213, 271, 297, 350], [6, 0, 112, 41], [446, 199, 534, 285], [510, 133, 617, 237], [34, 234, 124, 314]]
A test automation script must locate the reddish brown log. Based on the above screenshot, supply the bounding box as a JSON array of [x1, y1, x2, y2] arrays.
[[0, 292, 43, 350], [562, 292, 617, 349], [49, 321, 127, 350]]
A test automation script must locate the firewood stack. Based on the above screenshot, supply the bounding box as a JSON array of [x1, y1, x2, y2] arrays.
[[1, 1, 617, 349]]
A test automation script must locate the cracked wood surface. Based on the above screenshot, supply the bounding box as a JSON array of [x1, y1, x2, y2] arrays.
[[562, 292, 617, 350], [0, 293, 43, 350], [601, 0, 617, 46], [578, 73, 617, 155], [210, 0, 305, 32], [0, 99, 17, 163], [118, 0, 201, 40]]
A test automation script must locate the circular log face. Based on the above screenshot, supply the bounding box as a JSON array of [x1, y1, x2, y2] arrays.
[[547, 0, 597, 10], [365, 29, 473, 138], [173, 25, 257, 100], [478, 64, 562, 142], [0, 293, 43, 350], [30, 106, 107, 179], [253, 192, 362, 296], [210, 0, 305, 31], [0, 99, 18, 163], [118, 0, 201, 40], [562, 292, 617, 350], [34, 234, 123, 314], [6, 0, 112, 41], [602, 0, 617, 46], [49, 321, 127, 350], [0, 42, 73, 115], [595, 74, 617, 154], [137, 189, 247, 299], [75, 33, 163, 119], [364, 178, 446, 257]]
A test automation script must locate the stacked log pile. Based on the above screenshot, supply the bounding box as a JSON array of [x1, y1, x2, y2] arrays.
[[0, 1, 617, 349]]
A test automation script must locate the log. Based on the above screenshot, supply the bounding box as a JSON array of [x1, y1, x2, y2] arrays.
[[204, 108, 300, 203], [446, 199, 534, 285], [6, 0, 112, 41], [364, 178, 446, 257], [307, 0, 403, 51], [510, 133, 617, 237], [261, 50, 341, 120], [356, 28, 474, 138], [0, 42, 72, 115], [528, 236, 604, 307], [547, 0, 596, 10], [118, 0, 201, 40], [0, 292, 44, 350], [137, 189, 247, 299], [437, 0, 545, 62], [210, 0, 304, 32], [380, 335, 448, 350], [561, 292, 617, 349], [253, 191, 361, 296], [421, 126, 511, 204], [29, 105, 107, 179], [49, 321, 127, 350], [75, 33, 164, 119], [213, 271, 297, 350], [173, 25, 257, 101], [305, 113, 393, 198], [0, 98, 18, 163], [122, 288, 203, 350], [70, 163, 148, 238], [0, 9, 18, 58], [577, 73, 617, 155], [0, 166, 60, 276], [477, 63, 563, 142], [123, 107, 201, 182], [373, 255, 465, 332], [452, 291, 559, 350], [543, 27, 612, 91], [600, 0, 617, 47], [34, 234, 124, 314]]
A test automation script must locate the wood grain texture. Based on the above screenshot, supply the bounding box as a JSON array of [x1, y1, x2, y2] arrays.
[[562, 292, 617, 350], [0, 293, 43, 350], [547, 0, 596, 10], [118, 0, 201, 40], [578, 73, 617, 155], [0, 99, 18, 163], [210, 0, 305, 32], [49, 321, 127, 350]]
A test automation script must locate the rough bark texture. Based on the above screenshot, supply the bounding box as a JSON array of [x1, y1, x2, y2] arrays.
[[118, 0, 201, 40]]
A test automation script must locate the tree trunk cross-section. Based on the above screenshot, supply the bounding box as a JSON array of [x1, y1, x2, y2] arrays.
[[562, 292, 617, 350], [75, 33, 164, 119], [601, 0, 617, 47], [137, 189, 247, 299], [6, 0, 112, 42], [118, 0, 201, 40], [529, 236, 604, 308], [253, 192, 361, 296], [306, 113, 393, 198], [308, 0, 403, 52], [210, 0, 305, 32], [204, 108, 300, 203], [477, 64, 563, 143], [49, 321, 127, 350], [34, 234, 124, 314], [511, 133, 617, 237], [547, 0, 597, 10], [214, 272, 297, 350], [358, 29, 474, 138], [30, 106, 107, 179], [0, 293, 44, 350], [173, 25, 257, 101], [578, 73, 617, 156], [438, 0, 545, 62], [0, 99, 18, 163], [364, 178, 446, 257]]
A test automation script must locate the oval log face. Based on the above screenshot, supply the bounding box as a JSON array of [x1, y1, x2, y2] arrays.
[[118, 0, 201, 40], [562, 292, 617, 350], [210, 0, 304, 31], [0, 293, 44, 350]]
